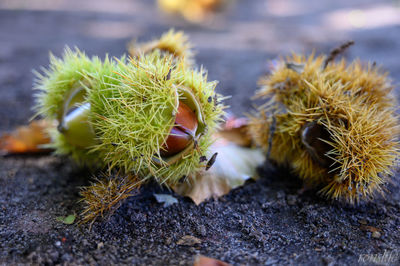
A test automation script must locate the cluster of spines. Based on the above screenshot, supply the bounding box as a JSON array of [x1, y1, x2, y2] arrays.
[[249, 53, 399, 203], [128, 29, 194, 65], [33, 47, 114, 119], [88, 51, 224, 186], [79, 172, 140, 226], [33, 38, 225, 223], [33, 48, 117, 165], [34, 35, 225, 189]]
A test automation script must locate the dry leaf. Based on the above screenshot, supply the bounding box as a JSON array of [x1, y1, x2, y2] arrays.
[[173, 117, 265, 204], [56, 214, 76, 225], [360, 225, 381, 233], [217, 116, 252, 147], [154, 193, 178, 207], [217, 125, 252, 147], [194, 255, 230, 266], [158, 0, 228, 23], [177, 235, 202, 246], [0, 120, 52, 155]]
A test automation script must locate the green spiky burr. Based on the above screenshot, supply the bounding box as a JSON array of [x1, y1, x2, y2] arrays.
[[34, 47, 225, 187], [34, 47, 117, 164]]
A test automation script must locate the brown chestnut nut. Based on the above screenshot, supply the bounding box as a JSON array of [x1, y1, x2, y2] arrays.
[[160, 101, 198, 157]]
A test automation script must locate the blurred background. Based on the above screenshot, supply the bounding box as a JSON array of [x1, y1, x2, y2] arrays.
[[0, 0, 399, 130]]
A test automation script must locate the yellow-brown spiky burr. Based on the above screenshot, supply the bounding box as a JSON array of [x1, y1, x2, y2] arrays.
[[249, 51, 399, 204]]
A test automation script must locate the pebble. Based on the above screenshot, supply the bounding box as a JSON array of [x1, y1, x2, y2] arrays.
[[322, 256, 335, 266], [286, 195, 297, 206], [177, 235, 202, 246], [165, 237, 172, 245], [265, 258, 278, 265], [358, 219, 367, 225], [197, 224, 207, 237], [372, 231, 381, 239], [49, 251, 59, 261], [82, 239, 89, 246], [61, 253, 72, 262], [276, 191, 285, 199]]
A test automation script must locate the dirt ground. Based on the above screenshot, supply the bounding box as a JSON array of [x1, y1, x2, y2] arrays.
[[1, 0, 400, 265]]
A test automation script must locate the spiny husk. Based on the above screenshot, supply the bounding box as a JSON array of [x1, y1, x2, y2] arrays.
[[34, 47, 225, 187], [34, 47, 118, 164], [79, 173, 140, 226], [249, 53, 399, 203], [128, 29, 194, 65], [87, 51, 225, 186], [34, 47, 116, 119]]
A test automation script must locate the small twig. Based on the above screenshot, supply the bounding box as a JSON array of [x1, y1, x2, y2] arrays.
[[323, 41, 355, 69]]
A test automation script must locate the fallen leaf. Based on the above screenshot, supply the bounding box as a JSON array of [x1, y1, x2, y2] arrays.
[[194, 255, 230, 266], [217, 125, 252, 147], [173, 118, 265, 205], [360, 225, 382, 238], [0, 120, 53, 155], [56, 214, 76, 225], [360, 225, 381, 233], [154, 193, 178, 207], [97, 242, 104, 249], [372, 231, 381, 238], [216, 116, 252, 147], [174, 137, 265, 205], [177, 235, 202, 246]]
